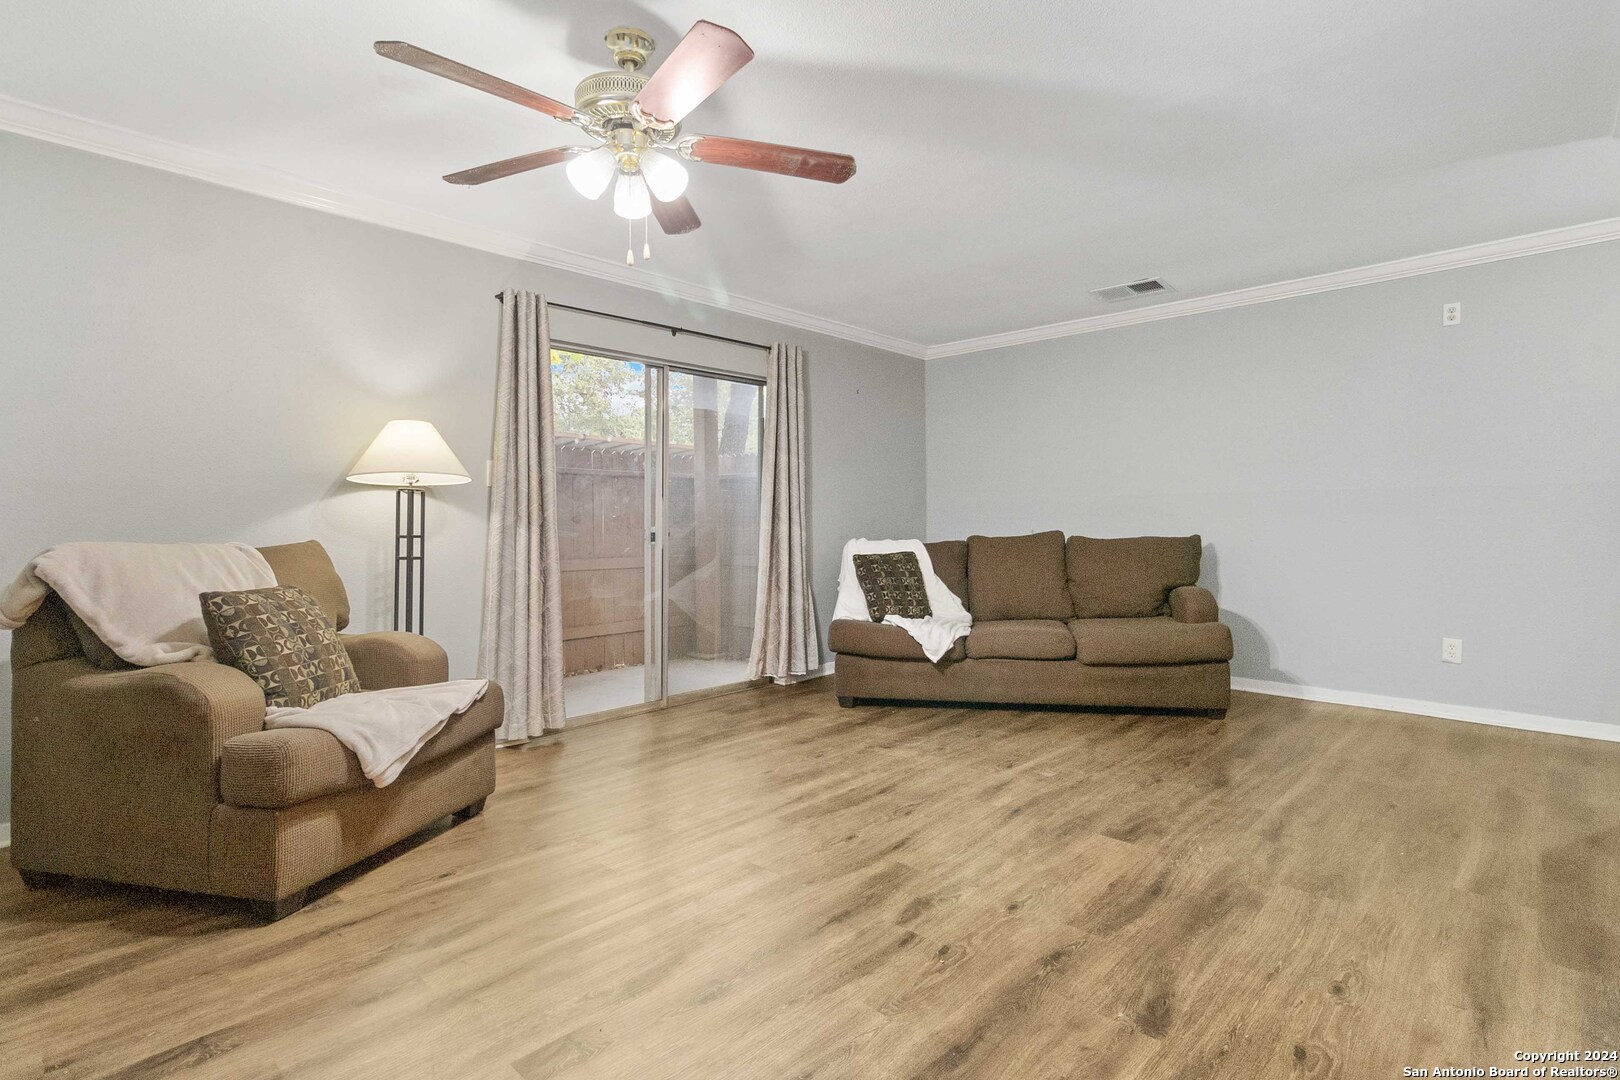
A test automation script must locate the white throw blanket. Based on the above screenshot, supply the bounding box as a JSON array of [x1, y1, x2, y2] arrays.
[[266, 678, 491, 787], [832, 538, 972, 662], [1, 540, 490, 785], [0, 541, 276, 665]]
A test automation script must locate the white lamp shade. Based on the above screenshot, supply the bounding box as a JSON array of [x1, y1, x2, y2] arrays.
[[639, 149, 689, 202], [612, 171, 652, 220], [565, 146, 617, 199], [347, 420, 471, 487]]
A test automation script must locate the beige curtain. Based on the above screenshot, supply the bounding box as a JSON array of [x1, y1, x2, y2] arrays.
[[749, 343, 821, 680], [479, 290, 566, 738]]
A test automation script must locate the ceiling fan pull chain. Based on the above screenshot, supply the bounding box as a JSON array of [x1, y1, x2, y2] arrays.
[[625, 216, 634, 266], [643, 216, 652, 262]]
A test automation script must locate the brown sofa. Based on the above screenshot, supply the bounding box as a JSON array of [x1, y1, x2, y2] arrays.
[[831, 532, 1231, 712], [8, 540, 503, 921]]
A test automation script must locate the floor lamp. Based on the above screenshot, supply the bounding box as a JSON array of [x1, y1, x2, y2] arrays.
[[347, 420, 472, 634]]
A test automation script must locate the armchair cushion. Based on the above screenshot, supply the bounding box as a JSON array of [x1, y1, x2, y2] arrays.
[[341, 631, 450, 690], [201, 586, 361, 708], [258, 540, 351, 631], [219, 689, 504, 808], [1071, 617, 1233, 666], [1066, 535, 1202, 618], [966, 531, 1072, 621], [65, 604, 133, 670]]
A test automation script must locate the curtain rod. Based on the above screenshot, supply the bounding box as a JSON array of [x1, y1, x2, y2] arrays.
[[494, 295, 771, 352]]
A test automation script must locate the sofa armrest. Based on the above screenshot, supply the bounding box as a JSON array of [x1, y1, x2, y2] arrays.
[[1169, 586, 1219, 624], [341, 631, 449, 690]]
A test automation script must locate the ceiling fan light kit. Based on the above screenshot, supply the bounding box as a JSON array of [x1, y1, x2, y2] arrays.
[[613, 171, 652, 220], [565, 145, 617, 199], [374, 20, 855, 265], [638, 149, 688, 202]]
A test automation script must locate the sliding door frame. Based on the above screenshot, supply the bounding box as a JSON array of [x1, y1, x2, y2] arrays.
[[553, 339, 767, 721]]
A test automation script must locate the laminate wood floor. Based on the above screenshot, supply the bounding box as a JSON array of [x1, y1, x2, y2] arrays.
[[3, 683, 1617, 1079]]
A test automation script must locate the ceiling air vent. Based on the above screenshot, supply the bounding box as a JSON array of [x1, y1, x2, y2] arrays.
[[1092, 278, 1174, 303]]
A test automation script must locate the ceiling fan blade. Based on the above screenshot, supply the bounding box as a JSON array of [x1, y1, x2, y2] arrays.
[[632, 21, 754, 129], [651, 193, 702, 235], [374, 41, 576, 121], [685, 135, 856, 184], [443, 147, 578, 185]]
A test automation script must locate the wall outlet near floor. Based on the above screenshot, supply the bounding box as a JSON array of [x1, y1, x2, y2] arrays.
[[1441, 638, 1463, 664], [1441, 302, 1462, 326]]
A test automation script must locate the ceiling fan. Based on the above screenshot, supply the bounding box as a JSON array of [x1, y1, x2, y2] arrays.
[[374, 21, 856, 265]]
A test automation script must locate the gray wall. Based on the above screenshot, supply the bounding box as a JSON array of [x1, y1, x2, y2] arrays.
[[928, 242, 1620, 728], [0, 133, 927, 826]]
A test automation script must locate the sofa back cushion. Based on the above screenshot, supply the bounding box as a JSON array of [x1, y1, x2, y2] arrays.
[[1067, 535, 1202, 618], [966, 531, 1072, 621], [258, 540, 350, 631], [923, 540, 969, 602]]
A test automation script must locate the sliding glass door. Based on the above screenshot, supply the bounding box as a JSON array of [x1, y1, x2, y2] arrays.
[[664, 372, 762, 697], [550, 348, 762, 718], [550, 350, 661, 717]]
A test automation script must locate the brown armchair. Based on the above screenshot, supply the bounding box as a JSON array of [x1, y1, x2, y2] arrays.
[[8, 540, 502, 921]]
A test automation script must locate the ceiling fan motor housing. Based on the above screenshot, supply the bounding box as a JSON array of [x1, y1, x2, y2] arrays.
[[574, 69, 647, 123]]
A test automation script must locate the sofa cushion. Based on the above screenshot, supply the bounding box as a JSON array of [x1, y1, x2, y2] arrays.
[[828, 618, 966, 662], [1070, 616, 1233, 666], [965, 619, 1076, 660], [966, 531, 1072, 621], [201, 585, 362, 708], [852, 551, 932, 621], [258, 540, 351, 631], [219, 691, 503, 809], [1067, 535, 1202, 618], [923, 540, 969, 602]]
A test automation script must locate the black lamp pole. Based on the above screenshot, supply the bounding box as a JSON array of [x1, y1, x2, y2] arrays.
[[394, 484, 427, 633]]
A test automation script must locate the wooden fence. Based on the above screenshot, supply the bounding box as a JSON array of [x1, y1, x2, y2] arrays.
[[555, 434, 760, 677]]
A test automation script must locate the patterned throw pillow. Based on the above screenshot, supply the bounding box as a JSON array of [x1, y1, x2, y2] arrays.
[[852, 551, 933, 622], [200, 585, 361, 708]]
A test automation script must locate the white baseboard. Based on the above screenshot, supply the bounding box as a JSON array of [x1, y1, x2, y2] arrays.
[[0, 823, 9, 850], [1231, 677, 1620, 744]]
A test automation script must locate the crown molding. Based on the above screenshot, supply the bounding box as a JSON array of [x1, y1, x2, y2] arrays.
[[0, 94, 927, 359], [925, 215, 1620, 359], [10, 93, 1620, 365]]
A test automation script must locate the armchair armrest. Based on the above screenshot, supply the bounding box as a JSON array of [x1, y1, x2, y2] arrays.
[[50, 661, 268, 774], [9, 658, 267, 888], [1169, 586, 1219, 624], [341, 631, 449, 690]]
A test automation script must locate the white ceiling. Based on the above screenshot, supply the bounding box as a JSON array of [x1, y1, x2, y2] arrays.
[[4, 0, 1620, 352]]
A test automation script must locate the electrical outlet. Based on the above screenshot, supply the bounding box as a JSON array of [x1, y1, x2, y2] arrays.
[[1441, 302, 1461, 326], [1442, 638, 1463, 664]]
